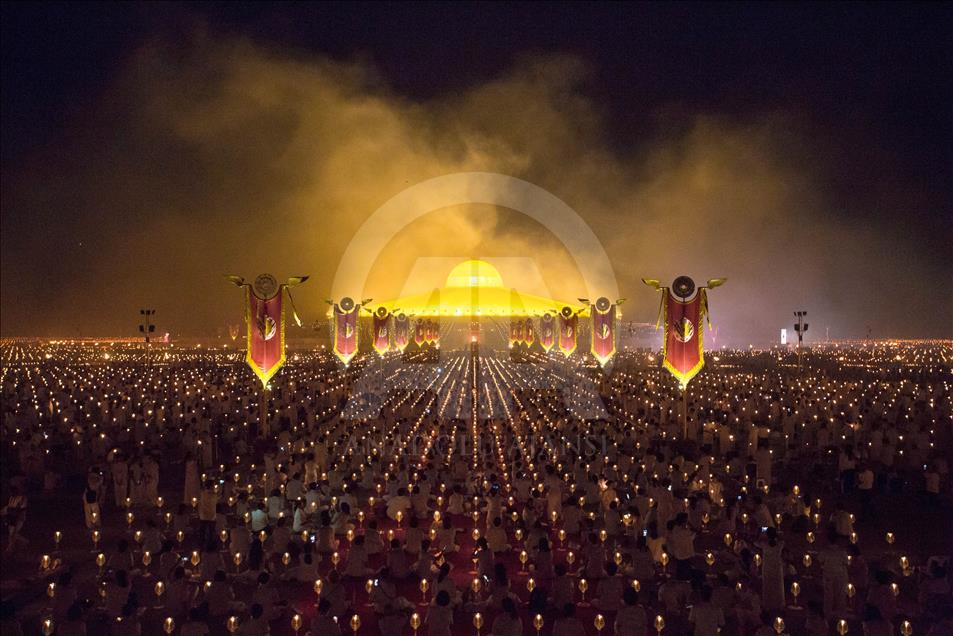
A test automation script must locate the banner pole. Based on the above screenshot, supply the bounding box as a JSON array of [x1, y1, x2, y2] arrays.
[[260, 383, 269, 438], [681, 387, 688, 441]]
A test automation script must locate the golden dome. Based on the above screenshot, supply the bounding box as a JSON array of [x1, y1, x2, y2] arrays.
[[445, 260, 504, 288]]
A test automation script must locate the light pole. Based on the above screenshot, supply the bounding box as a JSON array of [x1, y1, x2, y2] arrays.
[[139, 309, 156, 366], [793, 311, 808, 372]]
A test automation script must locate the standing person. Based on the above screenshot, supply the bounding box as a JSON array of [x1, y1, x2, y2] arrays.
[[668, 513, 696, 580], [819, 528, 850, 619], [87, 466, 106, 505], [1, 486, 28, 553], [838, 448, 857, 494], [314, 436, 329, 476], [144, 453, 160, 506], [111, 453, 128, 508], [128, 456, 145, 506], [760, 528, 785, 612], [197, 480, 219, 548], [182, 453, 200, 505], [83, 485, 101, 528]]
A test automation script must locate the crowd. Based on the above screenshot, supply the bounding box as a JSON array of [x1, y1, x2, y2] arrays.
[[0, 340, 950, 635]]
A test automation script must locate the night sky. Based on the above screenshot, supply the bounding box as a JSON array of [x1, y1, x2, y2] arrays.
[[2, 2, 951, 341]]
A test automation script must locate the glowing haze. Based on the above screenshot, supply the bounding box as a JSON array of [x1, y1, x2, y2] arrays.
[[2, 31, 950, 342]]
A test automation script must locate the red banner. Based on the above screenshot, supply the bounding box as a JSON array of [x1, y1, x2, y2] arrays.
[[558, 312, 578, 357], [394, 313, 409, 352], [372, 309, 390, 356], [332, 300, 359, 365], [590, 297, 617, 366], [414, 320, 425, 346], [524, 318, 535, 345], [539, 313, 555, 352], [663, 289, 706, 387], [246, 287, 286, 386]]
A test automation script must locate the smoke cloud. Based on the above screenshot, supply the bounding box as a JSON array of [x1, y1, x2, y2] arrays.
[[2, 31, 949, 342]]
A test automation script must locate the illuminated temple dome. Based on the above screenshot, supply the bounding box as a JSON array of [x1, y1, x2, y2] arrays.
[[444, 259, 505, 288], [370, 259, 587, 317]]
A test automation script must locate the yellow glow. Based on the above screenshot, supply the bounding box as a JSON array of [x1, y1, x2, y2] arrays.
[[367, 259, 587, 318], [445, 259, 504, 288]]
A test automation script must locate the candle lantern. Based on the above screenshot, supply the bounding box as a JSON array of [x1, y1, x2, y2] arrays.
[[774, 617, 785, 635]]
